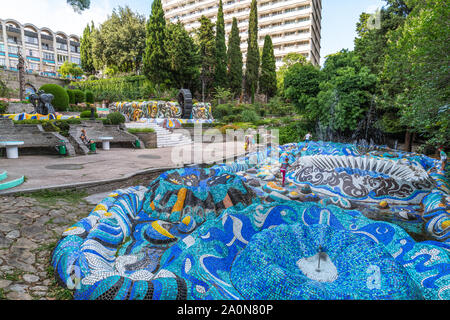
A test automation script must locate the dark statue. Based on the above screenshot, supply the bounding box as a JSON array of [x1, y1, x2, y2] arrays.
[[29, 90, 56, 115]]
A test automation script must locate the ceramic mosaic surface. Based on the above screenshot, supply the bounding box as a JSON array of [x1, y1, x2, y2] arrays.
[[52, 141, 450, 300]]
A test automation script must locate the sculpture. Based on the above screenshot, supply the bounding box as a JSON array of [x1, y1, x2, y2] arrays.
[[29, 90, 56, 115]]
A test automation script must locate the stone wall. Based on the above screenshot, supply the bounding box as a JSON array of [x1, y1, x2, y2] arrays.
[[0, 69, 69, 98]]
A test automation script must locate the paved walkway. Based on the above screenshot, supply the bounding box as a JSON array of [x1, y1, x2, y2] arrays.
[[0, 142, 245, 194]]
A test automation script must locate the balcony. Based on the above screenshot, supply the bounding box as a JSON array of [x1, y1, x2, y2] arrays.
[[6, 26, 20, 34]]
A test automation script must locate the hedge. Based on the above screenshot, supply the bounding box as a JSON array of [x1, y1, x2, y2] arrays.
[[39, 84, 69, 111]]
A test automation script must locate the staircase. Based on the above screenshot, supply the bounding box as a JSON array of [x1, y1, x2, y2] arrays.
[[125, 122, 192, 148], [0, 170, 24, 191]]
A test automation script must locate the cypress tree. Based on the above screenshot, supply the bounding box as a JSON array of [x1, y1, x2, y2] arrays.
[[143, 0, 170, 86], [227, 17, 243, 98], [197, 16, 216, 101], [80, 22, 95, 75], [245, 0, 260, 103], [260, 35, 277, 99], [214, 0, 227, 90]]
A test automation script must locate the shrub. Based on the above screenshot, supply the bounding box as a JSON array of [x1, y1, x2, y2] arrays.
[[241, 109, 260, 123], [127, 128, 155, 134], [39, 84, 69, 111], [107, 112, 125, 125], [80, 110, 98, 118], [213, 103, 233, 120], [0, 101, 8, 113], [73, 89, 86, 104], [85, 90, 94, 104], [66, 89, 75, 105]]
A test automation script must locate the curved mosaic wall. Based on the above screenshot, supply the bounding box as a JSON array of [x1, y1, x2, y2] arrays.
[[109, 101, 213, 121], [0, 113, 79, 120]]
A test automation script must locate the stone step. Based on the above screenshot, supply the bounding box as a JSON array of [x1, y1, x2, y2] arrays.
[[0, 172, 25, 191], [126, 122, 193, 148]]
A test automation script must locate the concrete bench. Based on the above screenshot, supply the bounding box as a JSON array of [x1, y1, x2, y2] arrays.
[[98, 136, 114, 150], [0, 141, 24, 158]]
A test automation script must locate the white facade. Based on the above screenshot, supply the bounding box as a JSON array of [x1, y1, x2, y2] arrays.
[[0, 18, 81, 78], [162, 0, 322, 68]]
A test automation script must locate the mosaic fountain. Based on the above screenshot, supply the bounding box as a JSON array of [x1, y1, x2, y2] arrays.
[[51, 140, 450, 300]]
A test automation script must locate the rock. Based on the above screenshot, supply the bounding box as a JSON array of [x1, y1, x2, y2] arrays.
[[0, 235, 13, 249], [6, 230, 20, 240], [9, 284, 28, 293], [0, 279, 12, 289], [6, 291, 33, 300], [23, 274, 40, 283]]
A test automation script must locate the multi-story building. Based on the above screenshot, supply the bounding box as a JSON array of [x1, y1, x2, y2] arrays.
[[0, 18, 81, 78], [162, 0, 322, 68]]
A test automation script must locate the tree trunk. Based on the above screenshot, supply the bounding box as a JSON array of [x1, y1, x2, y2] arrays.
[[404, 130, 412, 152]]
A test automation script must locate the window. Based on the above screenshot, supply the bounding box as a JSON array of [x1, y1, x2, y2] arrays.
[[57, 54, 68, 63], [8, 46, 19, 54], [42, 43, 53, 51], [0, 58, 6, 66], [42, 52, 54, 61], [71, 56, 81, 65], [29, 62, 39, 70], [28, 49, 40, 57], [57, 43, 68, 51], [25, 36, 38, 45], [0, 43, 4, 52], [7, 36, 18, 44], [70, 45, 79, 53]]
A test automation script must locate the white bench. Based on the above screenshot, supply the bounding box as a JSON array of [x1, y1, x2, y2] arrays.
[[0, 141, 24, 159], [98, 137, 114, 150]]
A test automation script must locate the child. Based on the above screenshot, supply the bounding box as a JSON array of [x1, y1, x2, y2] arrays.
[[280, 157, 290, 187], [438, 146, 447, 172], [305, 132, 312, 144]]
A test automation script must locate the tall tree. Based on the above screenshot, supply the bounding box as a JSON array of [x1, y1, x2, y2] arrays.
[[227, 17, 243, 98], [245, 0, 260, 103], [214, 0, 227, 90], [165, 22, 201, 90], [80, 22, 95, 75], [382, 0, 449, 150], [91, 6, 146, 74], [259, 35, 277, 100], [196, 16, 216, 101], [67, 0, 90, 12], [143, 0, 171, 86]]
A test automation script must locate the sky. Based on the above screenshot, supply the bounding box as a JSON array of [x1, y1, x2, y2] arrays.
[[1, 0, 386, 66]]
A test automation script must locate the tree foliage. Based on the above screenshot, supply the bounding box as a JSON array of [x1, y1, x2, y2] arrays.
[[165, 22, 201, 90], [214, 0, 228, 90], [80, 22, 95, 75], [259, 35, 277, 99], [244, 0, 260, 103], [227, 17, 243, 98], [143, 0, 171, 86], [58, 61, 84, 79], [196, 16, 216, 100], [91, 6, 146, 74]]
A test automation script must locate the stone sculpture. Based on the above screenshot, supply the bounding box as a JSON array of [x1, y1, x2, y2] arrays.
[[29, 90, 56, 115]]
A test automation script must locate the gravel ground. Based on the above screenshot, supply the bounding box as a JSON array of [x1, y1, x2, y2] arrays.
[[0, 191, 94, 300]]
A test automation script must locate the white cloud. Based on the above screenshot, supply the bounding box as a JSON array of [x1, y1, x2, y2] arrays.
[[0, 0, 114, 36]]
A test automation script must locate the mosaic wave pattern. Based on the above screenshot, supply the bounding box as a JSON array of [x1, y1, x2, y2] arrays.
[[288, 155, 435, 204]]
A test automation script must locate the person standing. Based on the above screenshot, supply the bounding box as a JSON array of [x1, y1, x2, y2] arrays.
[[438, 146, 447, 172], [305, 132, 312, 144], [280, 157, 290, 187]]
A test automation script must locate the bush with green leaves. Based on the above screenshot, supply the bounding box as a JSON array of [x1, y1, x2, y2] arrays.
[[80, 110, 98, 118], [39, 84, 69, 111], [107, 112, 126, 125], [241, 109, 260, 123], [66, 89, 75, 105], [85, 90, 94, 103], [73, 89, 86, 104]]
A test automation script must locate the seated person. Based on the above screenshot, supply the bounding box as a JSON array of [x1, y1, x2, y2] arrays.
[[80, 129, 94, 146]]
